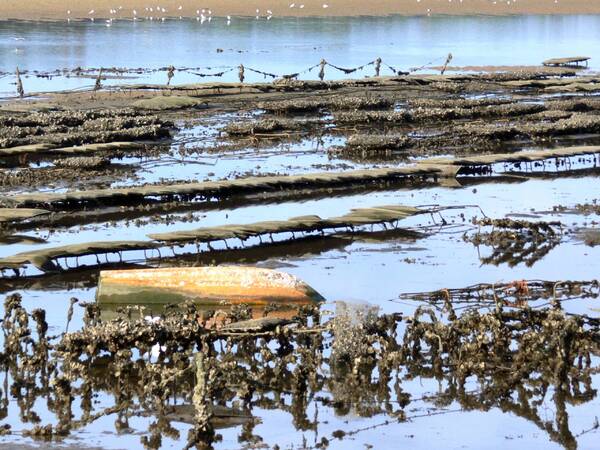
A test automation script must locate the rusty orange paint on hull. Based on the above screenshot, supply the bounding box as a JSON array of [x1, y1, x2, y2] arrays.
[[97, 266, 324, 305]]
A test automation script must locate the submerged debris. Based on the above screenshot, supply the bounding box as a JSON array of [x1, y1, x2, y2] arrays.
[[576, 228, 600, 247], [399, 279, 600, 309], [464, 218, 563, 267]]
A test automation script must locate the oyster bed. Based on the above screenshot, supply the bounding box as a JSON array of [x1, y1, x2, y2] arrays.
[[1, 68, 600, 449]]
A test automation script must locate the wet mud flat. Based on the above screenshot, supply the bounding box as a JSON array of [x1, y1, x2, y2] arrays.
[[1, 67, 600, 449]]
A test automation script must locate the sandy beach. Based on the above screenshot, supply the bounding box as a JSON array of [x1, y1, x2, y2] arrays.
[[1, 0, 599, 20]]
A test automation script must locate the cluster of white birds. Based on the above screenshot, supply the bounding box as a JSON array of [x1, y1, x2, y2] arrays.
[[288, 3, 329, 8], [195, 8, 215, 24], [65, 3, 333, 25]]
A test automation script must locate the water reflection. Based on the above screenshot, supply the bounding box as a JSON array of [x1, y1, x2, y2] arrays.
[[1, 293, 599, 448]]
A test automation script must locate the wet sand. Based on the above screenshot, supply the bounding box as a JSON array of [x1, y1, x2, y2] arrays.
[[1, 0, 600, 20]]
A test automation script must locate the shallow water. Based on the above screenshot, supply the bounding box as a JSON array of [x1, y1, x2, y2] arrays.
[[1, 14, 600, 95], [2, 180, 600, 447]]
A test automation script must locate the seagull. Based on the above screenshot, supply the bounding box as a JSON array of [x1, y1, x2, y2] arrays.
[[323, 3, 329, 7], [290, 3, 295, 7]]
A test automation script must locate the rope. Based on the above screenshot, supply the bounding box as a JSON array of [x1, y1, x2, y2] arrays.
[[245, 66, 278, 79], [1, 55, 457, 96], [327, 60, 376, 74], [409, 56, 446, 73], [192, 67, 235, 78]]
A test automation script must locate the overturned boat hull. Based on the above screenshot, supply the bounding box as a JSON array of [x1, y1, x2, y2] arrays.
[[96, 266, 324, 306]]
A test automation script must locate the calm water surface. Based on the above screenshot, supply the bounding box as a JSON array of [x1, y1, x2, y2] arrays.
[[1, 15, 600, 95]]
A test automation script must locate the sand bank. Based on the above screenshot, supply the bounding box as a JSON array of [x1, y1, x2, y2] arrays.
[[1, 0, 599, 21]]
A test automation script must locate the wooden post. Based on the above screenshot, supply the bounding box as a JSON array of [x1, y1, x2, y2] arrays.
[[94, 68, 103, 91], [16, 67, 24, 98], [374, 58, 382, 77], [319, 59, 326, 81]]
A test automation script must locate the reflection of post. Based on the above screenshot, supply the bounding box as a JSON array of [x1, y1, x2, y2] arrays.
[[554, 386, 576, 449], [187, 350, 216, 448], [193, 352, 209, 420]]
